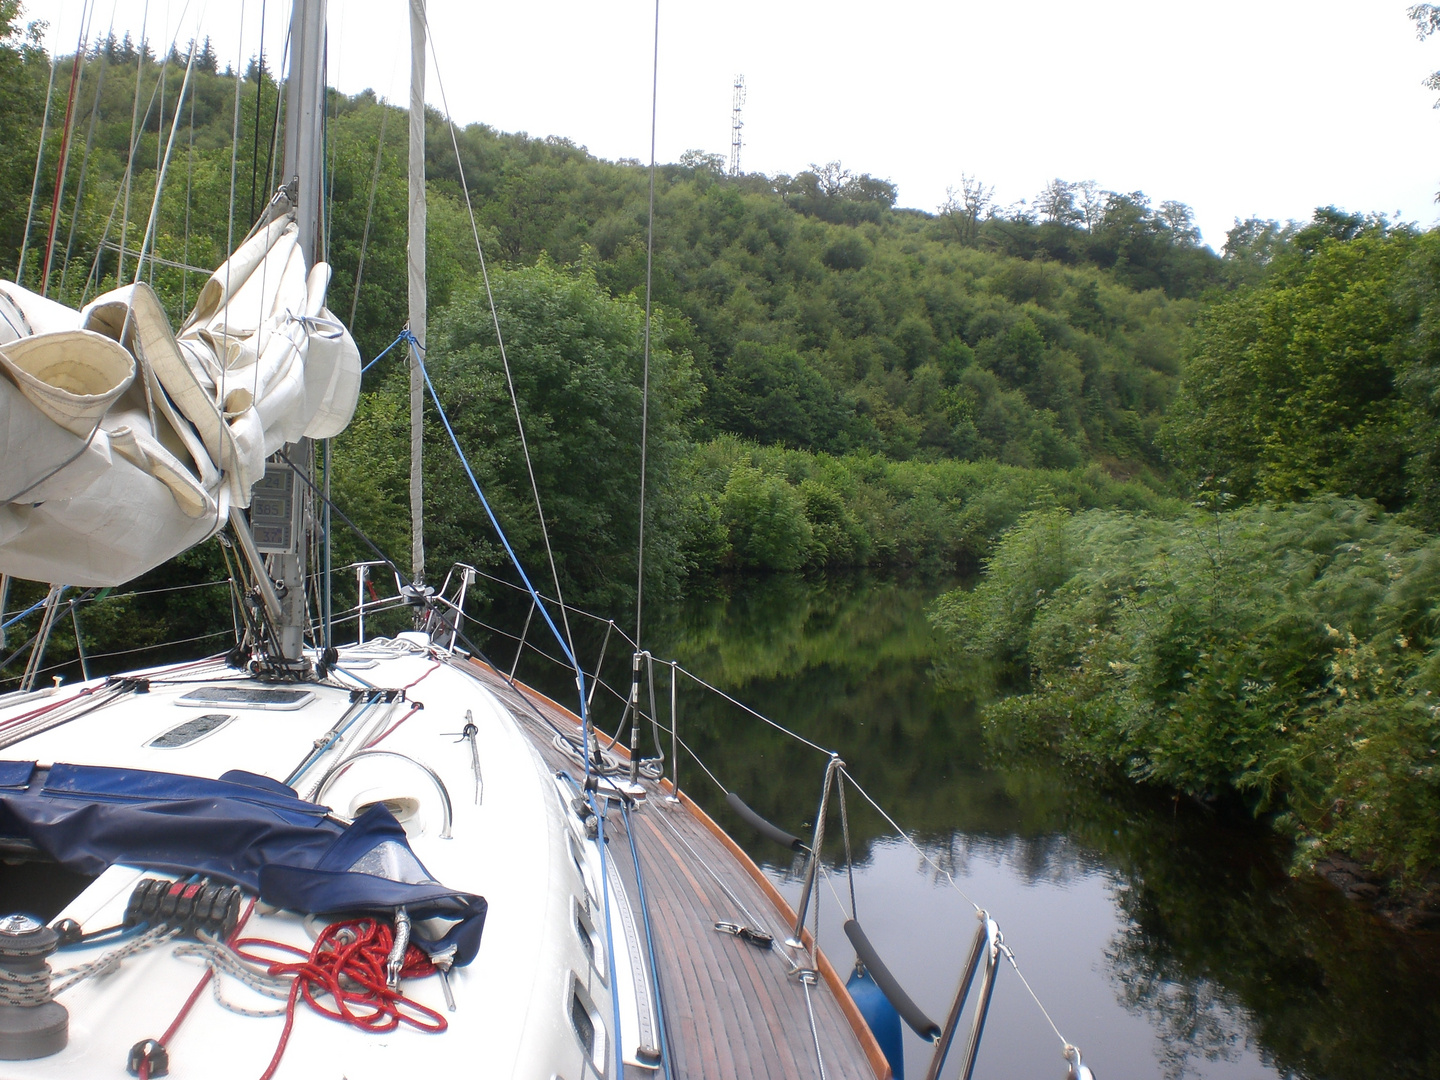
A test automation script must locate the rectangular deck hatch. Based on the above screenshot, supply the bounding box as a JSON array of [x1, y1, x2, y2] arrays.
[[175, 686, 315, 711]]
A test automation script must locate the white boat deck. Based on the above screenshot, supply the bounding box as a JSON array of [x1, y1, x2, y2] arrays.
[[0, 637, 886, 1079]]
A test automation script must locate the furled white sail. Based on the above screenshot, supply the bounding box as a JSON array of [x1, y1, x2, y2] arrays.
[[0, 193, 360, 587]]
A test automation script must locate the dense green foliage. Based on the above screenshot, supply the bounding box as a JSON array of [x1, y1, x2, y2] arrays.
[[1163, 212, 1440, 522], [674, 436, 1176, 574], [932, 498, 1440, 885], [0, 14, 1202, 605], [335, 262, 699, 606], [7, 8, 1440, 901]]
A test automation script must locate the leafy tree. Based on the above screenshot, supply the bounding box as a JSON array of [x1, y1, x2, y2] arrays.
[[1409, 4, 1440, 109], [707, 342, 853, 452], [720, 464, 812, 571], [415, 261, 700, 605], [1164, 215, 1418, 508]]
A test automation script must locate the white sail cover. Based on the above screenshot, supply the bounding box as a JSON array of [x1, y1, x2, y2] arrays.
[[0, 195, 361, 586]]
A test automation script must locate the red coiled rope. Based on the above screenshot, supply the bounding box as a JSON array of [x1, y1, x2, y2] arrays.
[[236, 918, 446, 1080]]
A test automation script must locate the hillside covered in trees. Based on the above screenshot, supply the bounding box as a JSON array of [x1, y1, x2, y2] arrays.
[[5, 5, 1440, 897], [1, 9, 1210, 592]]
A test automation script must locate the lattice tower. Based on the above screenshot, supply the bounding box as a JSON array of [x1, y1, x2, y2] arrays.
[[729, 75, 746, 177]]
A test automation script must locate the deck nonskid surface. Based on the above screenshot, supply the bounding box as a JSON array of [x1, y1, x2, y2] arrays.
[[465, 660, 880, 1080]]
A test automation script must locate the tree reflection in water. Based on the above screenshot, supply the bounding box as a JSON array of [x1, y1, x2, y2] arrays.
[[487, 570, 1440, 1079]]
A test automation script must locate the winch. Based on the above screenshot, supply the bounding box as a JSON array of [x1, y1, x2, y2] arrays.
[[0, 913, 67, 1060]]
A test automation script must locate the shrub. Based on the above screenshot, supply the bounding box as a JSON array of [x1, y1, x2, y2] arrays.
[[931, 496, 1440, 885]]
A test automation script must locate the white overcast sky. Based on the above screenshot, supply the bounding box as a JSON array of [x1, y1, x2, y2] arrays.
[[25, 0, 1440, 251]]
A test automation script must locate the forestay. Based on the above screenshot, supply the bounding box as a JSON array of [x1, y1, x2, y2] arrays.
[[0, 192, 360, 586]]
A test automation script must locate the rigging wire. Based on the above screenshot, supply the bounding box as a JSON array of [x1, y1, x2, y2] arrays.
[[15, 5, 64, 285], [180, 52, 196, 312], [248, 0, 266, 226], [348, 106, 388, 329], [79, 51, 171, 302], [130, 32, 200, 288], [417, 7, 579, 679], [262, 24, 289, 204], [216, 0, 245, 541], [58, 1, 116, 300], [39, 0, 95, 295], [150, 12, 167, 289], [411, 347, 585, 690], [634, 0, 660, 651], [674, 662, 831, 756], [115, 0, 150, 284]]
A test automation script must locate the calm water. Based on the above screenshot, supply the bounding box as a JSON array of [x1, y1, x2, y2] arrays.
[[494, 571, 1440, 1080]]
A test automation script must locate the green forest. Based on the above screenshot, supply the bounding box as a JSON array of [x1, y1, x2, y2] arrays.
[[3, 4, 1440, 898]]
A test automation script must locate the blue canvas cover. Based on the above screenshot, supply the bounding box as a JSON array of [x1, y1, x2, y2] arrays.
[[0, 761, 486, 964]]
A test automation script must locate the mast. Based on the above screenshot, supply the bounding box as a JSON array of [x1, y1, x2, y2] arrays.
[[407, 0, 427, 585], [283, 0, 327, 266], [270, 0, 327, 665]]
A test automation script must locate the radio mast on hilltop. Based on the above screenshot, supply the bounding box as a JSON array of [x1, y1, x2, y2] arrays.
[[729, 75, 746, 177]]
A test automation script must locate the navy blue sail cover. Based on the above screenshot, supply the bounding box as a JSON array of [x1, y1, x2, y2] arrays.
[[0, 762, 486, 964]]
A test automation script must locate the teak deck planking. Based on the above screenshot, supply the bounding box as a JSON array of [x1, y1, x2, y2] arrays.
[[465, 658, 888, 1080]]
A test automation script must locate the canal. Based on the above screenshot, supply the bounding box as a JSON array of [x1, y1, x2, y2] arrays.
[[495, 570, 1440, 1080]]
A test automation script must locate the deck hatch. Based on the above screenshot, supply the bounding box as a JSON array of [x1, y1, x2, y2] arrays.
[[175, 686, 315, 711], [148, 713, 233, 748]]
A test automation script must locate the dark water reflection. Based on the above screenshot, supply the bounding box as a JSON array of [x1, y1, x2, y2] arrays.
[[493, 571, 1440, 1080]]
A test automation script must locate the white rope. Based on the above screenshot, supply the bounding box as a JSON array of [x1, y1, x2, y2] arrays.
[[0, 964, 50, 1006], [173, 938, 292, 1018], [50, 925, 181, 997]]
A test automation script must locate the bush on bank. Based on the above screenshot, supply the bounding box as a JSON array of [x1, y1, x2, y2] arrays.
[[676, 436, 1178, 575], [930, 496, 1440, 886]]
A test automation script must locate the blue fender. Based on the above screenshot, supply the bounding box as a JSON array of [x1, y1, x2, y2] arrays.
[[847, 962, 905, 1080]]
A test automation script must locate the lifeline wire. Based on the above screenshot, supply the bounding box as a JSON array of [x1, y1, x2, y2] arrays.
[[838, 765, 1076, 1051], [674, 663, 832, 756], [839, 765, 979, 913]]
